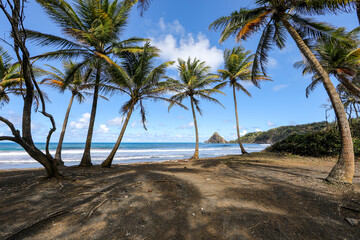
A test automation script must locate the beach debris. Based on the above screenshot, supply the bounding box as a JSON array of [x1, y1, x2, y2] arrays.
[[192, 213, 196, 216], [201, 208, 204, 211], [345, 218, 359, 226], [124, 195, 129, 199], [147, 189, 153, 192], [206, 178, 211, 181], [88, 199, 108, 218]]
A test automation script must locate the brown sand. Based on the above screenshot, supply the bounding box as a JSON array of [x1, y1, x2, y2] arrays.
[[0, 152, 359, 240]]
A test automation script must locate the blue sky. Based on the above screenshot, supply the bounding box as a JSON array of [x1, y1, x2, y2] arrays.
[[0, 0, 358, 143]]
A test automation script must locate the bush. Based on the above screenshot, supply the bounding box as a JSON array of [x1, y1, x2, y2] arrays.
[[266, 130, 360, 157]]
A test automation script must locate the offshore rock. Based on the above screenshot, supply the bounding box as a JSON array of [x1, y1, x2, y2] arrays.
[[205, 132, 227, 144]]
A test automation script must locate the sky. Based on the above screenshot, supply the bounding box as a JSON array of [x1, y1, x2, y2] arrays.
[[0, 0, 358, 143]]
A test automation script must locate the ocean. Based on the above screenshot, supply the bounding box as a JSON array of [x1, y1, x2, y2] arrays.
[[0, 142, 270, 169]]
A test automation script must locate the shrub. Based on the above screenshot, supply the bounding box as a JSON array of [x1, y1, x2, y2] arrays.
[[266, 130, 360, 157]]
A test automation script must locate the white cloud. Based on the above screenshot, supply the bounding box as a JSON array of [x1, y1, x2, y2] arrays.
[[107, 116, 125, 126], [70, 113, 90, 129], [158, 18, 185, 35], [255, 128, 262, 132], [240, 130, 248, 136], [273, 84, 288, 91], [267, 121, 275, 127], [268, 57, 278, 68], [178, 121, 194, 129], [150, 19, 223, 70], [98, 124, 109, 134]]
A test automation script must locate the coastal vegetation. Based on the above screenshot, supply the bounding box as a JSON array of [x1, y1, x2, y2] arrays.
[[0, 0, 358, 185]]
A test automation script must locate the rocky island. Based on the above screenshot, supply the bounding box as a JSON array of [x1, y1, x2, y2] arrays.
[[204, 132, 227, 143]]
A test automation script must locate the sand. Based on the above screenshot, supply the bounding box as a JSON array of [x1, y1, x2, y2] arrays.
[[0, 152, 359, 240]]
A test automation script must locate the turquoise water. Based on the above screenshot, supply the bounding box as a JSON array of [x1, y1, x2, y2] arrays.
[[0, 142, 269, 169]]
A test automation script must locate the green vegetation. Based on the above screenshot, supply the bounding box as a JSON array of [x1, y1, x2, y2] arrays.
[[230, 121, 330, 144], [266, 127, 360, 157]]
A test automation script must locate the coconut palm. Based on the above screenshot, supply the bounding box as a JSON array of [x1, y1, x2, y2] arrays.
[[0, 47, 46, 109], [167, 58, 224, 160], [101, 43, 183, 167], [337, 83, 360, 119], [30, 0, 145, 166], [216, 46, 270, 154], [295, 28, 360, 98], [210, 0, 355, 183], [40, 61, 101, 165], [0, 47, 21, 106]]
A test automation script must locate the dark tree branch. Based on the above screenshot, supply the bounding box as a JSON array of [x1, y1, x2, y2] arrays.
[[0, 116, 21, 138]]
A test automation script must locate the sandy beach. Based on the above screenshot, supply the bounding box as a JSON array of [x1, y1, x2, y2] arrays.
[[0, 152, 359, 240]]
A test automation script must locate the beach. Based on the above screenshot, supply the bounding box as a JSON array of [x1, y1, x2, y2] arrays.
[[0, 152, 359, 239]]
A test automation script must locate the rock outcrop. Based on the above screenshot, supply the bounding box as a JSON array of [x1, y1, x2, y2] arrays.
[[204, 132, 227, 144]]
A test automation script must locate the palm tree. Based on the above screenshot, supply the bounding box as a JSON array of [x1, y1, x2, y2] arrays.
[[0, 47, 45, 109], [101, 43, 182, 167], [41, 61, 98, 165], [167, 58, 224, 160], [0, 47, 22, 106], [30, 0, 145, 166], [210, 1, 355, 183], [295, 28, 360, 98], [216, 46, 269, 154]]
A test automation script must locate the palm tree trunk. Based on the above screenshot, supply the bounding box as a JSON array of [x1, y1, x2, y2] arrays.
[[281, 17, 354, 184], [101, 102, 134, 168], [79, 66, 101, 167], [232, 84, 248, 154], [190, 97, 199, 159], [55, 93, 75, 165]]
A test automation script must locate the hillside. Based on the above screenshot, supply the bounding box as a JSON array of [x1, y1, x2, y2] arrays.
[[230, 121, 330, 144]]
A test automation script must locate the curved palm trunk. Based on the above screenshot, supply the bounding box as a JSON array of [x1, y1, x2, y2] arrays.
[[55, 93, 75, 165], [190, 97, 199, 160], [281, 17, 354, 184], [79, 67, 101, 167], [101, 103, 134, 168], [232, 84, 248, 154]]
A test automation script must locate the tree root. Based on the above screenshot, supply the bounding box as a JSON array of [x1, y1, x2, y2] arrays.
[[5, 210, 70, 240]]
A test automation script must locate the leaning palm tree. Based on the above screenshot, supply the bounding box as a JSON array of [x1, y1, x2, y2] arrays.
[[167, 58, 224, 160], [101, 43, 183, 167], [41, 61, 98, 165], [210, 0, 355, 183], [216, 46, 270, 154], [30, 0, 145, 166]]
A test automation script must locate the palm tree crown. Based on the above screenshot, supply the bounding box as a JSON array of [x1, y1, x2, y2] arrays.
[[294, 28, 360, 98]]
